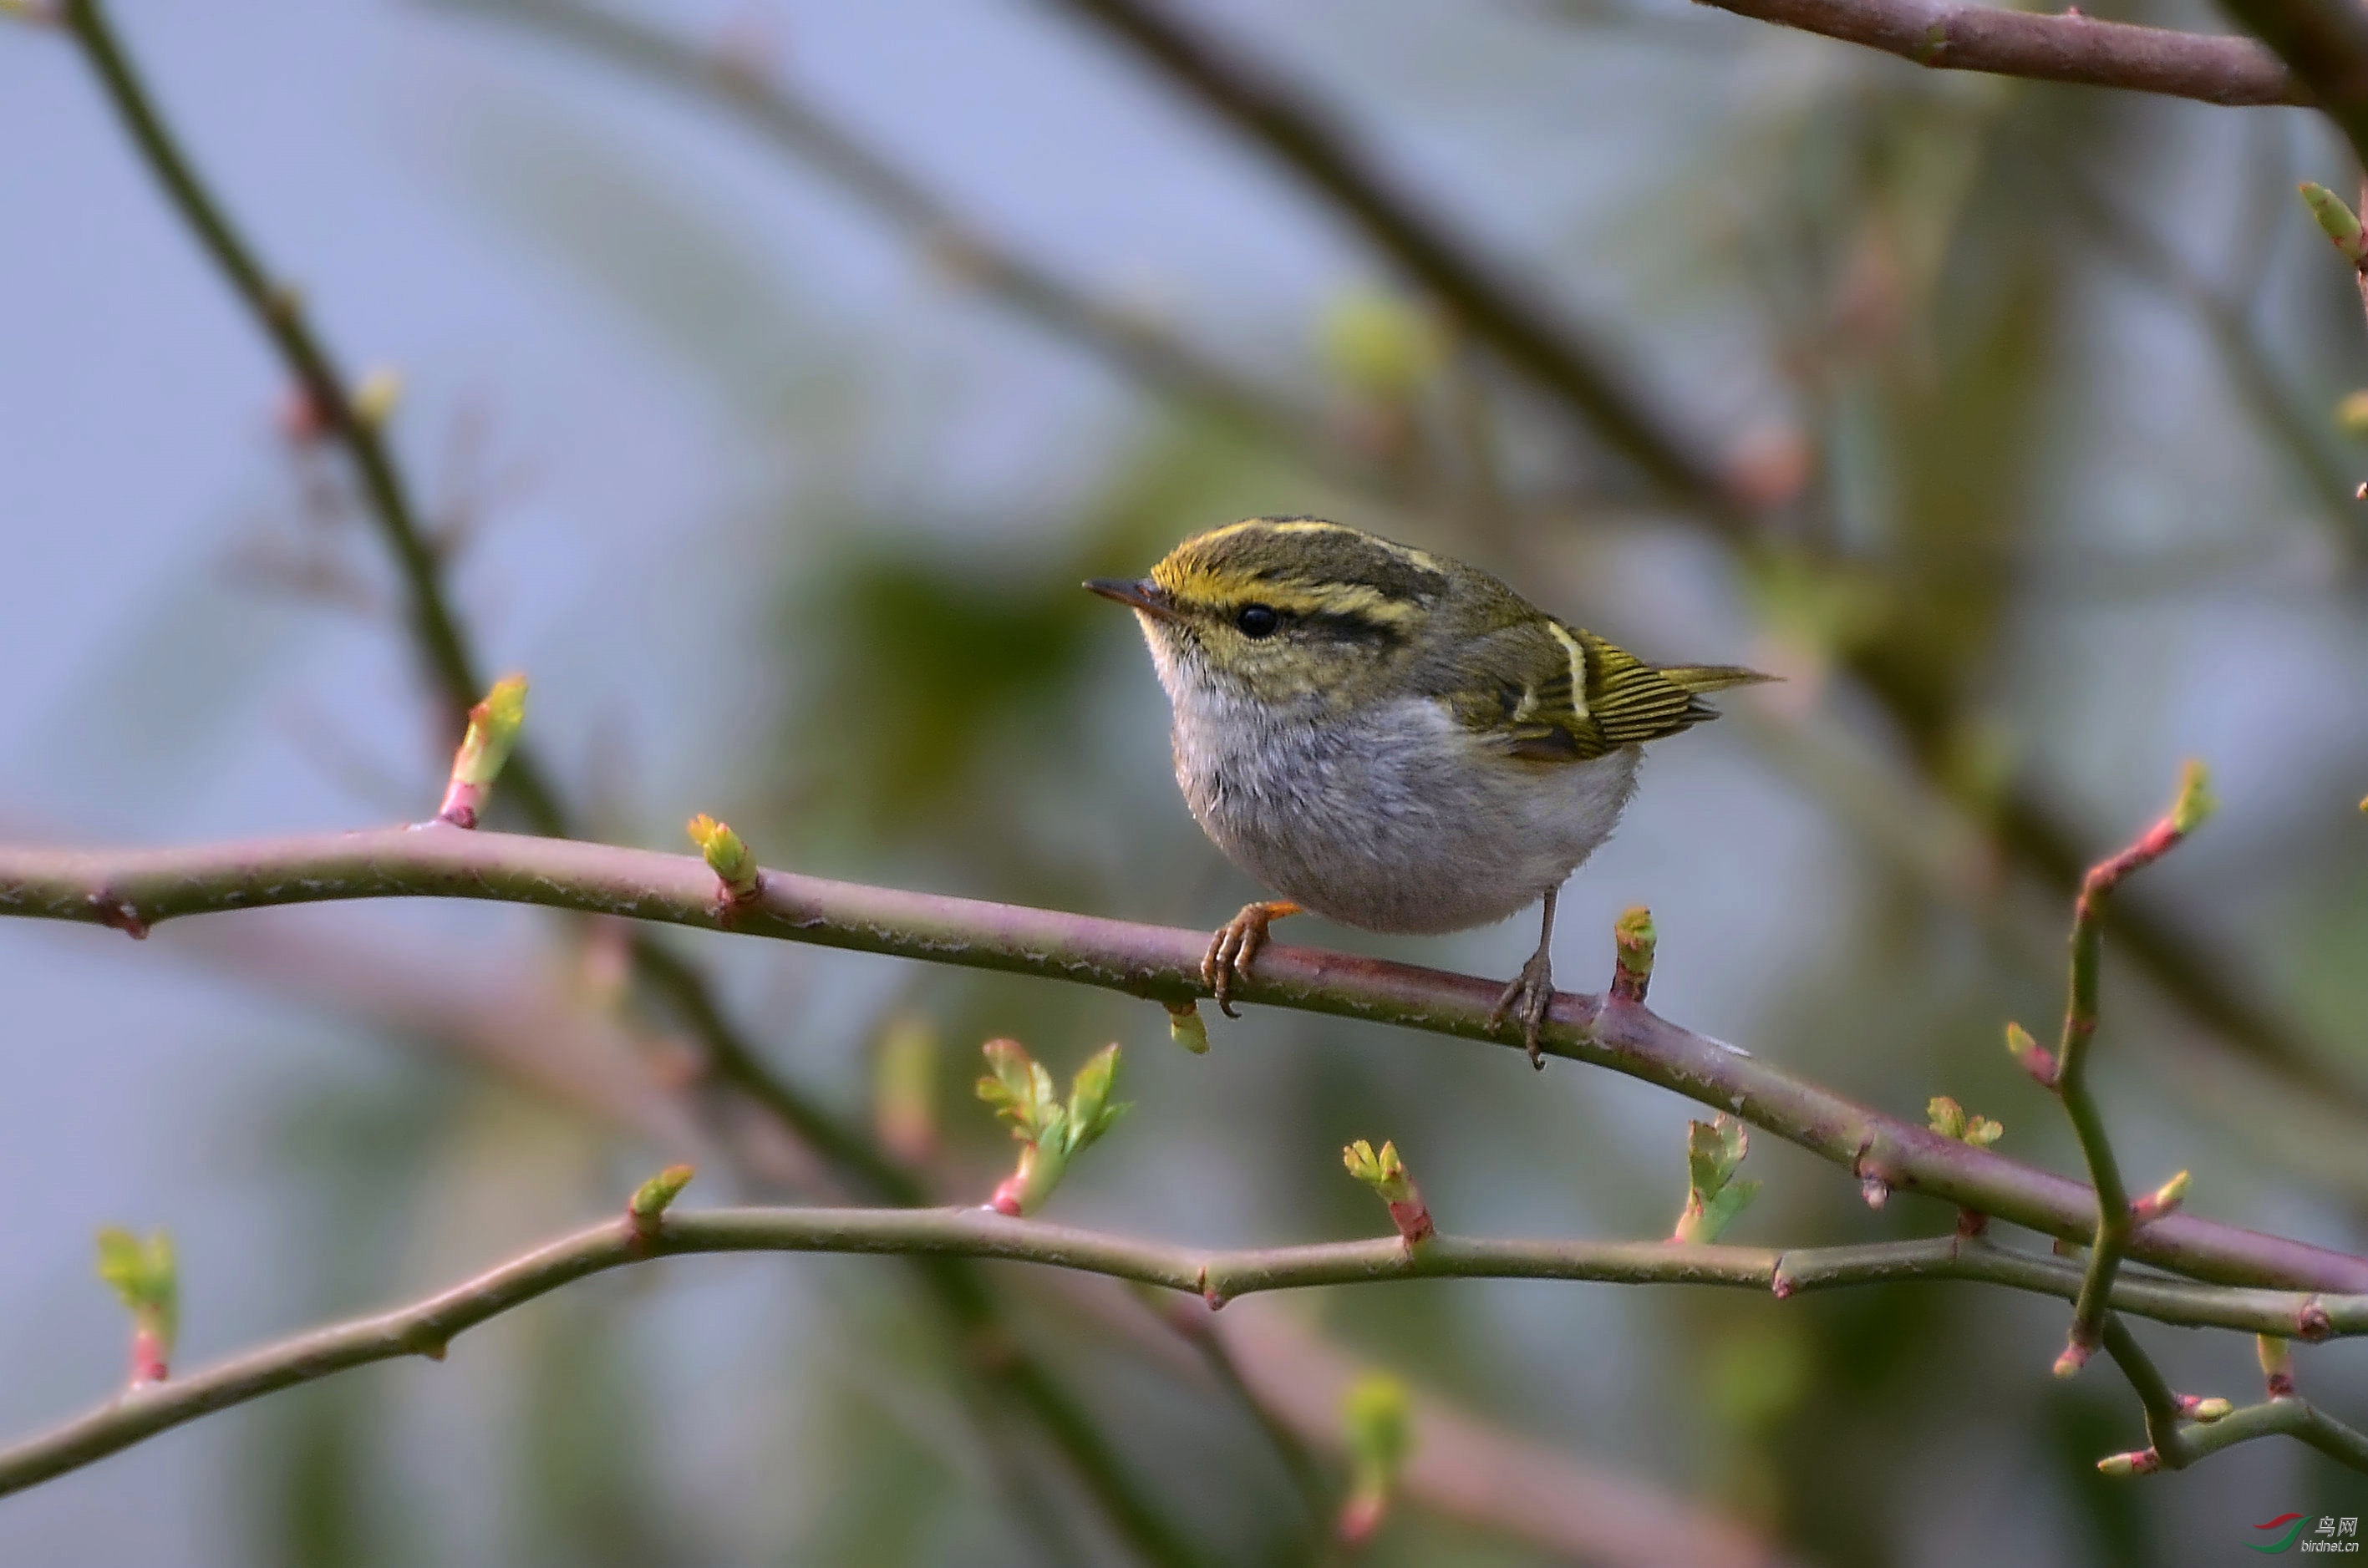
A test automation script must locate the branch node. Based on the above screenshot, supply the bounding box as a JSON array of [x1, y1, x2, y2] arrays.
[[89, 892, 148, 941], [2297, 1297, 2335, 1343]]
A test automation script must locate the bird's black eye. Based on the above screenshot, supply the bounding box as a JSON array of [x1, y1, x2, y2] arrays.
[[1235, 603, 1280, 639]]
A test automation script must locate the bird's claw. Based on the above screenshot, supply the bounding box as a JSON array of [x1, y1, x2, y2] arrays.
[[1202, 901, 1298, 1018], [1489, 949, 1557, 1069]]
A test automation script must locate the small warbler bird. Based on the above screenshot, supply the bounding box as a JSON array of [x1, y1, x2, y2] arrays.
[[1088, 517, 1771, 1066]]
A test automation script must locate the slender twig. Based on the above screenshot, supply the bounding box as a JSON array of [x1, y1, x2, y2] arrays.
[[2096, 1314, 2368, 1474], [1693, 0, 2299, 107], [2161, 1390, 2368, 1469], [0, 1205, 2358, 1499], [5, 825, 2366, 1296], [2050, 764, 2213, 1374], [43, 9, 1198, 1555]]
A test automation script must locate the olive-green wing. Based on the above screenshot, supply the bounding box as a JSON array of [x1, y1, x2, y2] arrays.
[[1447, 619, 1773, 763]]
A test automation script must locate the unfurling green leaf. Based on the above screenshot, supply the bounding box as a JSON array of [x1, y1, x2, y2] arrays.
[[978, 1039, 1131, 1214], [1927, 1095, 2003, 1148], [1674, 1115, 1760, 1244], [977, 1038, 1060, 1144], [95, 1225, 177, 1361], [1344, 1138, 1434, 1244], [1061, 1043, 1131, 1157], [1342, 1139, 1415, 1205]]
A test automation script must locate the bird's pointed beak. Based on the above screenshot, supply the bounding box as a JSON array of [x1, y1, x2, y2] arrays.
[[1084, 577, 1181, 623]]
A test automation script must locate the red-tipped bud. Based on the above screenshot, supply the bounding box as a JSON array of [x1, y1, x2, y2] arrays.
[[2004, 1022, 2058, 1088], [2259, 1334, 2296, 1398], [95, 1227, 177, 1388], [1344, 1139, 1433, 1246], [437, 675, 527, 828], [628, 1164, 695, 1241], [2131, 1170, 2189, 1225]]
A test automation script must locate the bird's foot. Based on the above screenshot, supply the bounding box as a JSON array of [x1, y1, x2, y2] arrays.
[[1202, 901, 1301, 1017], [1489, 948, 1557, 1069]]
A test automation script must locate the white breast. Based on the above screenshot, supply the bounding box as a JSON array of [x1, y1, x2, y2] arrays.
[[1168, 690, 1639, 936]]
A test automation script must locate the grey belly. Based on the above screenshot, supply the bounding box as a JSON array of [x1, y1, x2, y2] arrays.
[[1175, 698, 1639, 936]]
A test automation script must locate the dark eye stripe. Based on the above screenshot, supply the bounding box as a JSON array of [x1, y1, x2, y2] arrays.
[[1298, 611, 1403, 647]]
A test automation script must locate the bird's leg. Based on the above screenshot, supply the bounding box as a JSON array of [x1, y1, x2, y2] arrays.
[[1488, 887, 1560, 1069], [1202, 901, 1302, 1017]]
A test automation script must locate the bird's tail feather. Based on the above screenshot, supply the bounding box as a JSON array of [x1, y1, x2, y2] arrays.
[[1655, 663, 1779, 694]]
